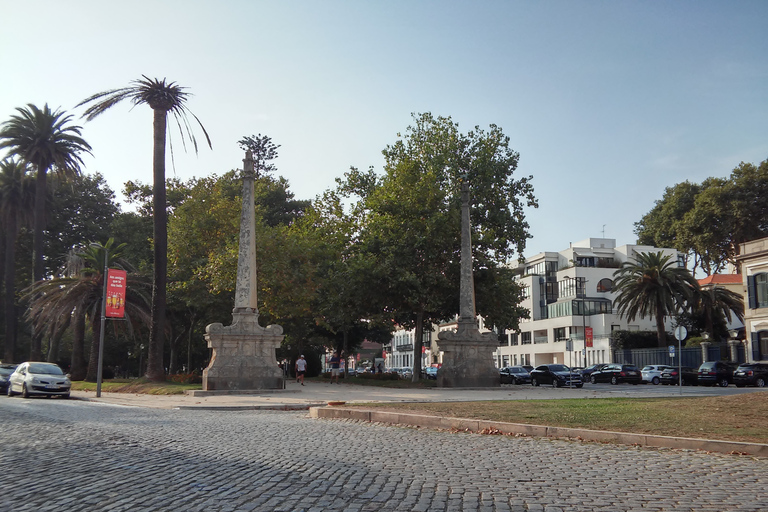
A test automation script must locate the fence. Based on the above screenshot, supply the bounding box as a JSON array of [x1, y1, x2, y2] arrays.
[[612, 343, 744, 368]]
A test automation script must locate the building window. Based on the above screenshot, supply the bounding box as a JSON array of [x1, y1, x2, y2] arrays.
[[748, 273, 768, 309], [554, 327, 567, 341], [521, 286, 530, 299], [521, 332, 532, 345], [596, 278, 613, 292], [510, 333, 519, 346]]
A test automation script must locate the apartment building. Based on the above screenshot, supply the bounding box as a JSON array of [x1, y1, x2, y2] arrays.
[[738, 236, 768, 361], [495, 238, 682, 369]]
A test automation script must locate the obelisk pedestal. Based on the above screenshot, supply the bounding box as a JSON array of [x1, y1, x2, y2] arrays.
[[435, 180, 500, 388], [201, 150, 284, 391]]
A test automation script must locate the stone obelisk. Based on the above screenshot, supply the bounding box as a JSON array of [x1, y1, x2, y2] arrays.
[[201, 150, 284, 391], [435, 180, 500, 387]]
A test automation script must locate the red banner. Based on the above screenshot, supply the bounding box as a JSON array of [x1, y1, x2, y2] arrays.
[[105, 269, 127, 318], [585, 327, 593, 348]]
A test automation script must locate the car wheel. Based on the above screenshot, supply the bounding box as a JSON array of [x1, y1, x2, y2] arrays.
[[755, 378, 765, 388], [552, 379, 559, 388], [652, 376, 660, 385], [63, 392, 70, 399], [575, 384, 583, 388], [21, 384, 30, 399], [531, 378, 539, 387], [610, 376, 618, 385], [590, 376, 597, 384], [718, 378, 729, 388], [7, 385, 14, 397]]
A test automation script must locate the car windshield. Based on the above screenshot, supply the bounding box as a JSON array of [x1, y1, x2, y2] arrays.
[[28, 363, 64, 375], [549, 365, 569, 372], [510, 368, 526, 373]]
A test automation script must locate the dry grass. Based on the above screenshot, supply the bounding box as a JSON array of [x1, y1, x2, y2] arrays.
[[350, 392, 768, 444]]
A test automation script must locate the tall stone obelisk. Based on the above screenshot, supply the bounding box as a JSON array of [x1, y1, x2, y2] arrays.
[[435, 180, 500, 387], [201, 150, 284, 391]]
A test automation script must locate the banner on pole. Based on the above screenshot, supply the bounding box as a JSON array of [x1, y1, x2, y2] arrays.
[[105, 269, 127, 318], [585, 327, 593, 348]]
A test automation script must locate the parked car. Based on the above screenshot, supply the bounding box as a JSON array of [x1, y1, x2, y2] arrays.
[[530, 364, 583, 388], [521, 365, 534, 373], [0, 363, 17, 393], [641, 365, 674, 385], [589, 364, 642, 385], [499, 366, 532, 385], [7, 362, 71, 398], [660, 366, 698, 385], [424, 367, 438, 380], [733, 363, 768, 388], [580, 363, 609, 381], [697, 361, 738, 387]]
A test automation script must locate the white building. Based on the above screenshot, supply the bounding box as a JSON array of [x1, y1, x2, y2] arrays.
[[384, 327, 431, 371], [495, 238, 683, 369], [738, 236, 768, 361]]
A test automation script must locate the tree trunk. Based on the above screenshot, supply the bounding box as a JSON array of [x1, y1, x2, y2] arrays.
[[29, 168, 48, 360], [85, 315, 102, 382], [70, 309, 87, 380], [655, 303, 667, 348], [411, 310, 424, 382], [3, 219, 17, 362], [147, 107, 168, 381], [47, 314, 71, 363]]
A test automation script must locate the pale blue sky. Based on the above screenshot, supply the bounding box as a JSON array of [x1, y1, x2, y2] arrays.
[[1, 1, 766, 259]]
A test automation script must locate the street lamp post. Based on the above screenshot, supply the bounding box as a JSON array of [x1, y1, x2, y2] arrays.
[[95, 244, 109, 398]]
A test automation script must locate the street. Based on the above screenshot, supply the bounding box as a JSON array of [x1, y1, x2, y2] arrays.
[[3, 397, 767, 512]]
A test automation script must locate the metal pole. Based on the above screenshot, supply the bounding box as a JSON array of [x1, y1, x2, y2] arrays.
[[96, 246, 108, 397]]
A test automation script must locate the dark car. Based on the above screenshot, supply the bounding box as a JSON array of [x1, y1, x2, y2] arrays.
[[424, 367, 438, 380], [499, 366, 531, 385], [660, 366, 698, 385], [733, 363, 768, 388], [0, 363, 17, 393], [521, 365, 534, 373], [530, 364, 582, 388], [580, 363, 609, 381], [697, 361, 738, 387], [589, 364, 642, 385]]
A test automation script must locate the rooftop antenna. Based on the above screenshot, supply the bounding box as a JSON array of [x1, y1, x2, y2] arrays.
[[602, 224, 606, 238]]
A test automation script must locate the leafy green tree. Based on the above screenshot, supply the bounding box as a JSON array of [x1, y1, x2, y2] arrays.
[[347, 113, 536, 380], [78, 76, 211, 381], [238, 134, 280, 178], [0, 103, 92, 359], [23, 239, 151, 381], [0, 158, 35, 362], [612, 251, 699, 347]]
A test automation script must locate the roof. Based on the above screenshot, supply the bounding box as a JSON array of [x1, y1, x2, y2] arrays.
[[697, 274, 742, 286]]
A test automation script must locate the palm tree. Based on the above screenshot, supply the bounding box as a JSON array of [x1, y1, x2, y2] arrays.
[[77, 76, 211, 381], [24, 239, 151, 381], [693, 284, 744, 341], [0, 158, 36, 362], [612, 251, 698, 347], [0, 103, 92, 360]]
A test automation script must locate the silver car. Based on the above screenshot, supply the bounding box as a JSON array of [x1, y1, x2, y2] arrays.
[[641, 365, 673, 385], [7, 362, 71, 398]]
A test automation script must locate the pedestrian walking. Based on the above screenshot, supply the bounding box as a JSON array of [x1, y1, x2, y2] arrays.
[[329, 352, 341, 384], [295, 355, 307, 386]]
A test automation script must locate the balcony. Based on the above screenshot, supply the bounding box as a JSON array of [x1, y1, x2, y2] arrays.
[[396, 344, 414, 352]]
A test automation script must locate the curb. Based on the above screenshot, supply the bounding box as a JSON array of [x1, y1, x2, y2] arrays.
[[310, 406, 768, 458], [175, 403, 325, 411]]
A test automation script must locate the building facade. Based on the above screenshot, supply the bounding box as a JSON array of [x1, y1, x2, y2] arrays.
[[495, 238, 682, 369], [738, 237, 768, 361]]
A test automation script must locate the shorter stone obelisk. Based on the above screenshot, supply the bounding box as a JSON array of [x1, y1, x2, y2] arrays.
[[202, 150, 284, 391], [435, 180, 500, 388]]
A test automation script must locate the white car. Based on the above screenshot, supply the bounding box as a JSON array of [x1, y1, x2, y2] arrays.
[[7, 362, 71, 398], [641, 365, 673, 385]]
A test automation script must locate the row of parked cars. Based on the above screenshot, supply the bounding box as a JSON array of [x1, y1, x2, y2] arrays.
[[1, 361, 72, 398], [498, 361, 768, 388]]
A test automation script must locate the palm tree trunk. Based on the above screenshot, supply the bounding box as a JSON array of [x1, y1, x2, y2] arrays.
[[655, 303, 666, 348], [70, 309, 87, 380], [3, 218, 17, 362], [30, 168, 48, 360], [147, 107, 168, 381], [47, 314, 71, 363], [85, 315, 102, 382]]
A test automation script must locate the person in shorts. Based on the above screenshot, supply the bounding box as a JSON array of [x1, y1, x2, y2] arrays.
[[329, 352, 341, 384], [295, 355, 307, 385]]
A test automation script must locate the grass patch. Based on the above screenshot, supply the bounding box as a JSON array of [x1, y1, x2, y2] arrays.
[[71, 379, 201, 395], [349, 392, 768, 444]]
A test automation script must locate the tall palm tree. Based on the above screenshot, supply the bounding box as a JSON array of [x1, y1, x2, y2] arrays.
[[0, 158, 36, 362], [77, 76, 211, 381], [24, 239, 151, 381], [693, 284, 744, 341], [0, 103, 92, 360], [612, 251, 698, 347]]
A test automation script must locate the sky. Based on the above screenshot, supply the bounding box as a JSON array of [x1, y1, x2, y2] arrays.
[[1, 0, 766, 260]]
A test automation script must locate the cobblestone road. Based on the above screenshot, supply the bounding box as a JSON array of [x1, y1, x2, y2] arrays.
[[3, 398, 767, 512]]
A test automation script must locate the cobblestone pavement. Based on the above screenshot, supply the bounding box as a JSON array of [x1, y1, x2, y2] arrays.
[[3, 398, 767, 512]]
